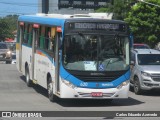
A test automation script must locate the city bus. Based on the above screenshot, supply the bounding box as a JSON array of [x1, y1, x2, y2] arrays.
[[16, 14, 131, 102]]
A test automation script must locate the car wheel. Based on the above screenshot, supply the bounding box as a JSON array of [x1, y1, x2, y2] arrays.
[[25, 66, 32, 87], [47, 77, 57, 102], [134, 76, 143, 95]]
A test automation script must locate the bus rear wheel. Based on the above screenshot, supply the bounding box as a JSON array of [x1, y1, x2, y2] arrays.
[[47, 77, 57, 102], [25, 66, 32, 87]]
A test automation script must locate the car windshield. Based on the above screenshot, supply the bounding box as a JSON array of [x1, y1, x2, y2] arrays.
[[5, 42, 16, 50], [62, 34, 130, 71], [138, 54, 160, 65], [0, 43, 7, 49]]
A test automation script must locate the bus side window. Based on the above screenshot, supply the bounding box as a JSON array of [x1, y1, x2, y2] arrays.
[[44, 27, 50, 51], [23, 23, 28, 44], [28, 24, 33, 46], [49, 27, 56, 52], [39, 26, 45, 49]]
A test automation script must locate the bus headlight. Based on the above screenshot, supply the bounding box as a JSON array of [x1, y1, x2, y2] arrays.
[[117, 80, 130, 89], [62, 79, 77, 89]]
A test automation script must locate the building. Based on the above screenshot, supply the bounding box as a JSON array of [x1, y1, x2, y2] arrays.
[[38, 0, 111, 14]]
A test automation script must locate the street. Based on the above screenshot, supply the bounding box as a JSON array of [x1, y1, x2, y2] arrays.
[[0, 64, 160, 119]]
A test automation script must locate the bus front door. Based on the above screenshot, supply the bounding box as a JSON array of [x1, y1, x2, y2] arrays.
[[55, 32, 62, 93]]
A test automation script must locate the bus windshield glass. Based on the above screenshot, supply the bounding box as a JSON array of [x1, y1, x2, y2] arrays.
[[63, 34, 130, 71]]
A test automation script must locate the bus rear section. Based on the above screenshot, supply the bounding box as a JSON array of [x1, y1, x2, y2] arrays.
[[16, 14, 131, 102]]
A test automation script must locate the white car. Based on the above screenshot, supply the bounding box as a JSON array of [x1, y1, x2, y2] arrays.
[[0, 42, 12, 64]]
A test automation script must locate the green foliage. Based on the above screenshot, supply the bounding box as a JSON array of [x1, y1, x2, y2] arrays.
[[0, 15, 18, 41], [96, 0, 136, 20], [96, 7, 110, 13], [125, 0, 160, 47]]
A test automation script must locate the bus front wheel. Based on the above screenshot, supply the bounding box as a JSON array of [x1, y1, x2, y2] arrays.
[[47, 77, 57, 102]]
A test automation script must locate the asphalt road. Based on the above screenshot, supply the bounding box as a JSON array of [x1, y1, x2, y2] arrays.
[[0, 63, 160, 119]]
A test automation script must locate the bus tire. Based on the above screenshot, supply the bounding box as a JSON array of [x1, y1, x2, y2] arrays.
[[47, 77, 57, 102], [25, 66, 32, 87], [134, 76, 143, 95]]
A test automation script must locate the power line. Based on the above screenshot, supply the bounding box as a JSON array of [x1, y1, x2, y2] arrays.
[[0, 1, 39, 7]]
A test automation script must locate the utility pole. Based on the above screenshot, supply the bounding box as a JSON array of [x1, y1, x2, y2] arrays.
[[42, 0, 49, 14]]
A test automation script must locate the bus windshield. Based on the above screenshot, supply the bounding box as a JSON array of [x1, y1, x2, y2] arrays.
[[63, 34, 130, 71]]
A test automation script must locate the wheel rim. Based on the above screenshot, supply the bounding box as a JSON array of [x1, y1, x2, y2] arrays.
[[48, 82, 53, 97], [134, 79, 139, 93], [26, 70, 29, 83]]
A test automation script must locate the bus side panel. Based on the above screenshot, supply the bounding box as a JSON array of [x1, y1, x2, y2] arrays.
[[21, 45, 32, 78], [34, 53, 45, 88], [34, 52, 55, 89]]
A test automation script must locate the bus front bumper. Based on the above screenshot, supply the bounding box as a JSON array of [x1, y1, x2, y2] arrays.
[[60, 81, 130, 99]]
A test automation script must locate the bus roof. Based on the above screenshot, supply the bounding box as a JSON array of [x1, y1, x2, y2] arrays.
[[18, 14, 126, 26]]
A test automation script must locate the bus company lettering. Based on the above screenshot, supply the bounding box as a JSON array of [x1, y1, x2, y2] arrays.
[[102, 83, 114, 87], [38, 60, 49, 67]]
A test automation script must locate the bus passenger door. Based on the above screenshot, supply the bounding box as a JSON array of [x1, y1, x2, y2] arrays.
[[55, 29, 62, 93]]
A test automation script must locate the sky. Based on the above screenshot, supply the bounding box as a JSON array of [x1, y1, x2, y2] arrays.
[[0, 0, 38, 17]]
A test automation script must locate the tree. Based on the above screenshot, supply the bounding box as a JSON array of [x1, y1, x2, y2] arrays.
[[0, 15, 18, 41], [0, 19, 10, 40], [125, 0, 160, 47], [96, 0, 137, 20]]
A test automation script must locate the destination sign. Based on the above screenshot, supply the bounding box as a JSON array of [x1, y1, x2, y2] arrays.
[[68, 22, 126, 32]]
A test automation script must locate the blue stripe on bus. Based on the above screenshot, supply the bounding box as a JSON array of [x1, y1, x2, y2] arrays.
[[60, 63, 130, 89], [18, 15, 65, 27], [22, 44, 54, 63], [36, 49, 54, 63], [22, 44, 32, 48]]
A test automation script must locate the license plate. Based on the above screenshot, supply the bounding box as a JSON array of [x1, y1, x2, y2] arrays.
[[91, 92, 103, 97]]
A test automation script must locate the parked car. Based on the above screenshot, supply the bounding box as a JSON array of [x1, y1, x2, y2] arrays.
[[0, 42, 12, 64], [5, 41, 16, 51], [130, 49, 160, 94], [133, 43, 150, 49]]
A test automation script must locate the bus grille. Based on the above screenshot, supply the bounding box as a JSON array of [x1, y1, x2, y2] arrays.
[[76, 75, 118, 82]]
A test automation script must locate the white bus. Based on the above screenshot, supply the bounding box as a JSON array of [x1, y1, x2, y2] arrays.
[[16, 14, 131, 102]]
